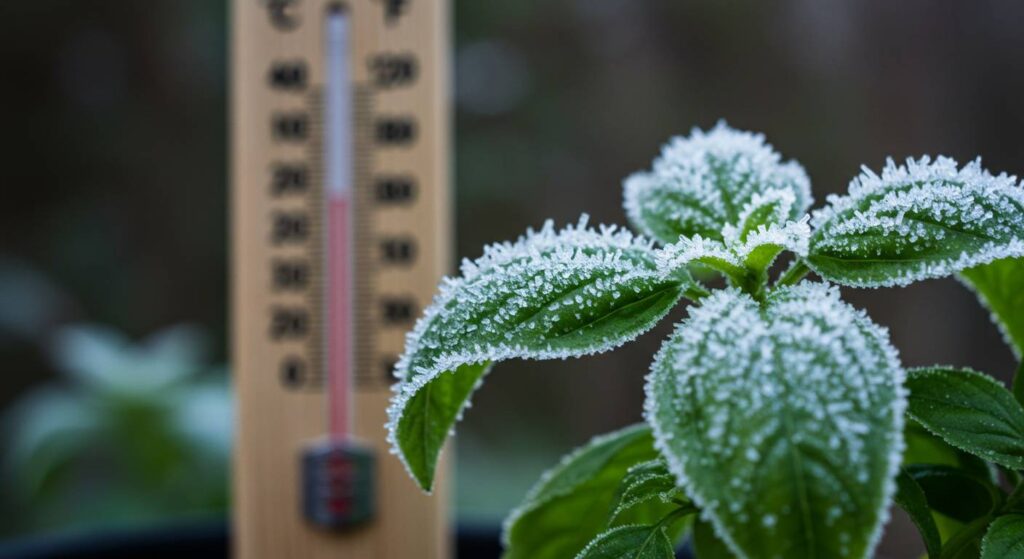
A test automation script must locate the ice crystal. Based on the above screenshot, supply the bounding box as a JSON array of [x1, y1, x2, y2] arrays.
[[722, 188, 798, 245], [645, 283, 905, 559], [387, 215, 686, 489], [809, 156, 1024, 287], [655, 216, 809, 279], [623, 122, 812, 246]]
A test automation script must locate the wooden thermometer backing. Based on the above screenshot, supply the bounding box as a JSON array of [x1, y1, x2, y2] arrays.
[[230, 0, 450, 557]]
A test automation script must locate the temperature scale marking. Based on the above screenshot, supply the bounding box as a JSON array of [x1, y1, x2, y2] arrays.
[[231, 0, 450, 556]]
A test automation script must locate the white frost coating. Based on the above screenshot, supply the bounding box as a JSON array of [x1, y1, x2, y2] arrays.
[[810, 156, 1024, 287], [722, 188, 797, 244], [655, 216, 809, 278], [655, 235, 740, 273], [732, 216, 811, 262], [623, 121, 812, 245], [387, 216, 680, 485], [644, 284, 906, 559], [501, 424, 649, 546]]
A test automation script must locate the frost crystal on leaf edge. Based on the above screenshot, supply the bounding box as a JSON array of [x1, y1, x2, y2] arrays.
[[623, 121, 812, 244], [386, 216, 677, 487], [810, 156, 1024, 288]]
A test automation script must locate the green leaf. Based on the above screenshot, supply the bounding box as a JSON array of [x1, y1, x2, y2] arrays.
[[575, 524, 675, 559], [729, 189, 797, 244], [894, 469, 942, 558], [982, 514, 1024, 558], [692, 518, 738, 559], [903, 421, 994, 480], [502, 425, 680, 559], [388, 217, 688, 491], [960, 257, 1024, 360], [906, 367, 1024, 470], [609, 459, 687, 525], [3, 388, 101, 497], [905, 464, 1000, 523], [646, 283, 905, 559], [807, 157, 1024, 288], [623, 122, 811, 246]]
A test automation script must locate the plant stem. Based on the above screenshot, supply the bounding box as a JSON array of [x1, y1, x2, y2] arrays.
[[776, 259, 810, 287], [657, 503, 698, 529], [684, 283, 712, 302]]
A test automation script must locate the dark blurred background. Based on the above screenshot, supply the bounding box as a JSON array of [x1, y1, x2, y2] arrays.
[[1, 1, 1023, 557]]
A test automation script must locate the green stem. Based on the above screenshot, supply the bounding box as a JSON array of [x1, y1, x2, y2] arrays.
[[684, 283, 712, 302], [776, 259, 810, 287], [657, 503, 698, 529], [739, 270, 768, 304], [940, 515, 992, 559]]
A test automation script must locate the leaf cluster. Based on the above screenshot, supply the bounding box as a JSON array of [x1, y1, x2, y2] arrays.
[[387, 122, 1024, 558]]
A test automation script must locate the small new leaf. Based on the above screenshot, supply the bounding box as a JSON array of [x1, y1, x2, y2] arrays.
[[502, 425, 677, 559], [645, 283, 905, 559], [724, 189, 798, 244], [906, 367, 1024, 470], [894, 469, 942, 558], [656, 218, 810, 290], [960, 256, 1024, 360], [623, 122, 811, 246], [609, 459, 686, 525], [981, 514, 1024, 559], [388, 216, 689, 491], [808, 157, 1024, 288], [575, 525, 675, 559]]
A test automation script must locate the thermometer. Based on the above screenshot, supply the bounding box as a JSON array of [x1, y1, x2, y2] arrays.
[[230, 0, 450, 557]]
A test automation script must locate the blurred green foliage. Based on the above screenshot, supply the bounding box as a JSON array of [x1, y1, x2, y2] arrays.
[[2, 323, 230, 535]]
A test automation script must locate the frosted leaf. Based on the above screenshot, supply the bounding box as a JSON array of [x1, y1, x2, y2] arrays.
[[502, 425, 679, 559], [645, 283, 905, 559], [623, 122, 812, 246], [575, 524, 675, 559], [655, 235, 744, 280], [722, 188, 797, 245], [609, 458, 687, 525], [808, 156, 1024, 287], [388, 216, 690, 491], [732, 216, 810, 274]]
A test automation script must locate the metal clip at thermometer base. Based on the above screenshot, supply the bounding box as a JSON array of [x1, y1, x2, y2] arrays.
[[302, 440, 374, 529]]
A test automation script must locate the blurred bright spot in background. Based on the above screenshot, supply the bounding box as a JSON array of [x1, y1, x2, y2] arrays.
[[0, 2, 1023, 557]]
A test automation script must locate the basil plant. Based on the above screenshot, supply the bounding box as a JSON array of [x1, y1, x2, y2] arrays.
[[386, 123, 1024, 558]]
